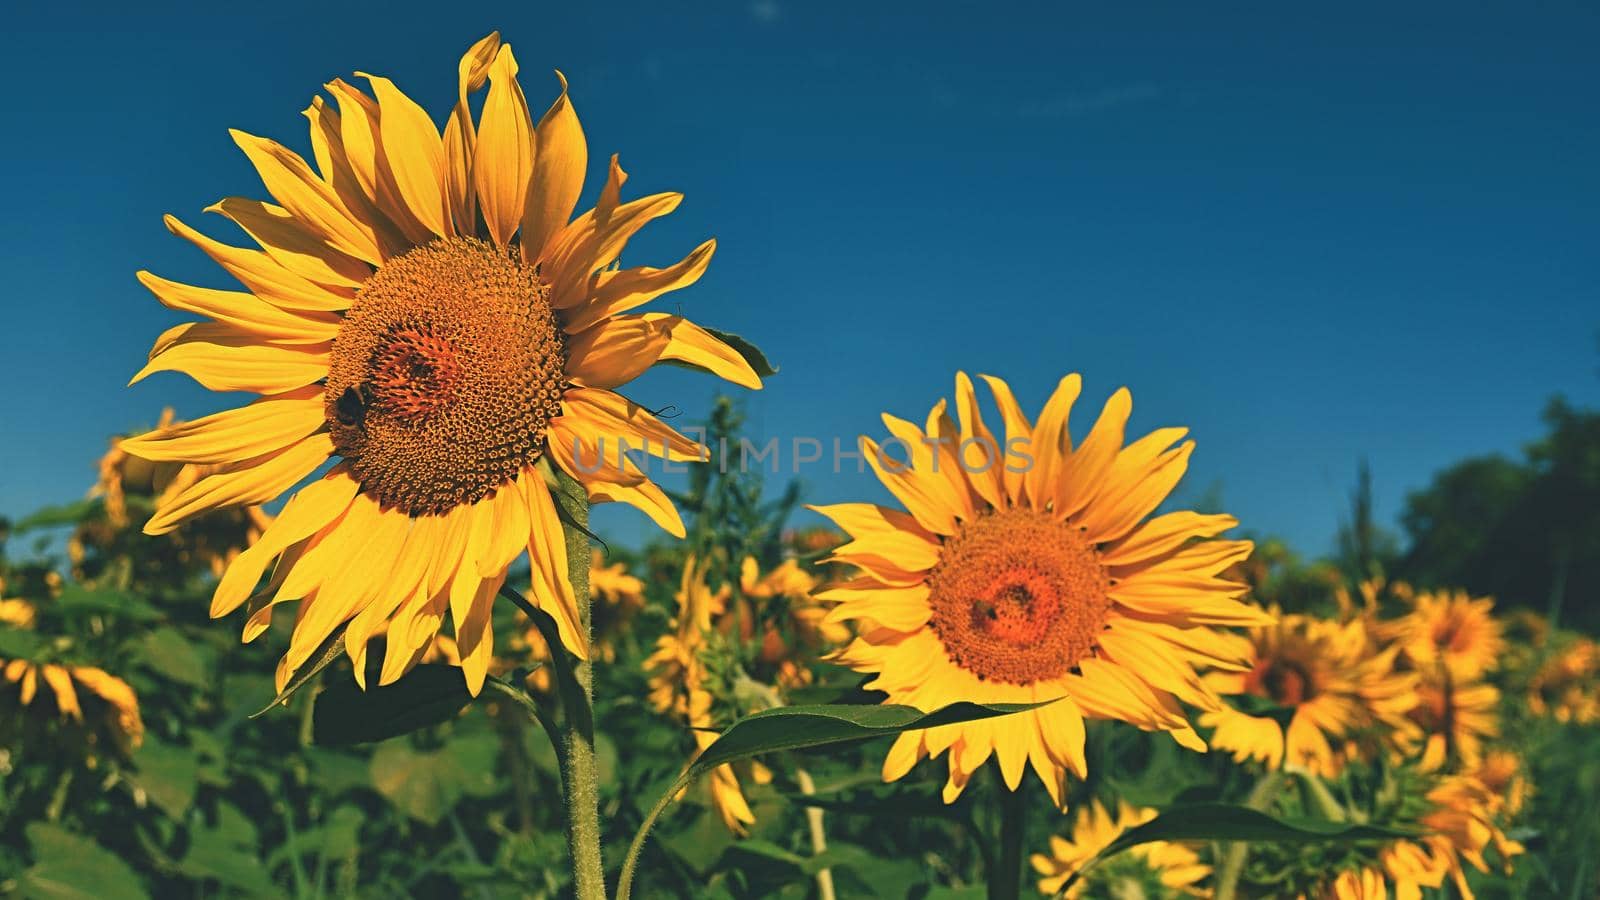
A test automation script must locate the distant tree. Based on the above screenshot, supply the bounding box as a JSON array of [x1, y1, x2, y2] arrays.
[[1334, 459, 1401, 584], [1397, 397, 1600, 633]]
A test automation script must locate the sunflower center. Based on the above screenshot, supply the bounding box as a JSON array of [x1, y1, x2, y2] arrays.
[[926, 508, 1111, 684], [326, 237, 566, 516], [1258, 660, 1314, 707]]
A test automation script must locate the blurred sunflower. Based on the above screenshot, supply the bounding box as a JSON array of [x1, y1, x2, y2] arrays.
[[644, 559, 769, 835], [121, 32, 760, 695], [79, 409, 270, 581], [1201, 615, 1416, 777], [738, 556, 845, 690], [0, 598, 144, 753], [1030, 799, 1209, 898], [815, 372, 1268, 804], [1470, 749, 1530, 818], [1327, 774, 1522, 900], [1406, 669, 1498, 771], [1526, 637, 1600, 724], [1384, 589, 1503, 680]]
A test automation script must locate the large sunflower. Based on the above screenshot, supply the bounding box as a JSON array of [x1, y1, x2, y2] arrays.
[[121, 33, 759, 695], [814, 372, 1269, 804]]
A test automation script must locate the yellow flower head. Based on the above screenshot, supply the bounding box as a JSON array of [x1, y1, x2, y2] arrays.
[[120, 33, 761, 697], [814, 372, 1269, 804], [1527, 637, 1600, 724], [2, 658, 145, 753], [1030, 799, 1209, 898], [1201, 615, 1417, 778], [1313, 773, 1521, 900], [1405, 668, 1499, 772], [1385, 589, 1503, 681], [737, 556, 844, 690], [1470, 749, 1531, 818]]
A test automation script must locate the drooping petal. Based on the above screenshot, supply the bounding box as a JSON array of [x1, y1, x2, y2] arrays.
[[229, 130, 383, 263], [211, 466, 359, 617], [522, 473, 587, 659], [163, 215, 354, 312], [205, 197, 371, 288], [562, 238, 717, 333], [563, 315, 675, 389]]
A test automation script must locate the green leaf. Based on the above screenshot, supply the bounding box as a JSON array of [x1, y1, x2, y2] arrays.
[[19, 823, 149, 900], [0, 628, 46, 659], [690, 701, 1050, 776], [129, 626, 211, 689], [368, 733, 499, 825], [249, 624, 347, 718], [178, 802, 279, 897], [312, 663, 472, 745], [1057, 803, 1415, 895], [54, 584, 163, 623], [666, 327, 779, 378], [128, 738, 199, 818], [13, 499, 100, 532]]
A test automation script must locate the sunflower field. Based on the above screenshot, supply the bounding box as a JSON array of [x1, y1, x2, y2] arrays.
[[4, 27, 1599, 900]]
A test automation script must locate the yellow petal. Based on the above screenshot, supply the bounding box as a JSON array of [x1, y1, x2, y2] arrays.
[[1053, 387, 1130, 520], [523, 475, 587, 658], [120, 387, 325, 465], [285, 507, 410, 672], [559, 387, 706, 461], [41, 666, 81, 720], [522, 70, 587, 261], [479, 481, 531, 578], [549, 192, 683, 309], [563, 315, 675, 390], [640, 314, 762, 390], [130, 322, 330, 394], [473, 44, 534, 246], [442, 32, 501, 233], [211, 467, 359, 617], [455, 573, 503, 696], [204, 197, 371, 288], [978, 373, 1033, 505], [953, 371, 1004, 510], [229, 129, 382, 263], [1078, 435, 1193, 544], [144, 431, 334, 535], [1024, 374, 1081, 509], [361, 74, 449, 237], [136, 271, 342, 344], [1099, 511, 1239, 567], [562, 239, 716, 333], [162, 215, 353, 312]]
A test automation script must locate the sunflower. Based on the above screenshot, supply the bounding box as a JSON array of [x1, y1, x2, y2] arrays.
[[814, 372, 1268, 804], [644, 559, 769, 834], [1406, 669, 1499, 772], [1384, 589, 1503, 681], [1201, 614, 1417, 777], [1347, 774, 1522, 900], [738, 556, 845, 690], [1527, 637, 1600, 724], [1469, 749, 1530, 818], [1, 653, 144, 753], [120, 32, 760, 696], [1030, 798, 1209, 898]]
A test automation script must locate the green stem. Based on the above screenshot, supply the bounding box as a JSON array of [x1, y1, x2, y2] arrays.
[[498, 469, 605, 900], [990, 776, 1026, 900], [616, 772, 691, 900], [553, 470, 605, 900], [1286, 765, 1347, 822], [1215, 769, 1287, 900]]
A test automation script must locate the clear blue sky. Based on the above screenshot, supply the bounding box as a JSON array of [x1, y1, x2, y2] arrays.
[[2, 2, 1595, 557]]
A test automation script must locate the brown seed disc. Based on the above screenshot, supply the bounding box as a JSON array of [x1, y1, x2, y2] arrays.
[[925, 507, 1112, 684], [325, 237, 566, 515]]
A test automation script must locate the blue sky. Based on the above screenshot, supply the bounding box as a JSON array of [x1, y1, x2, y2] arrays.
[[2, 2, 1595, 556]]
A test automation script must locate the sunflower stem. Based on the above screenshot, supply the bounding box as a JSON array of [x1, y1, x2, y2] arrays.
[[552, 470, 606, 900], [1214, 768, 1287, 900], [502, 471, 605, 900], [991, 775, 1027, 900]]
